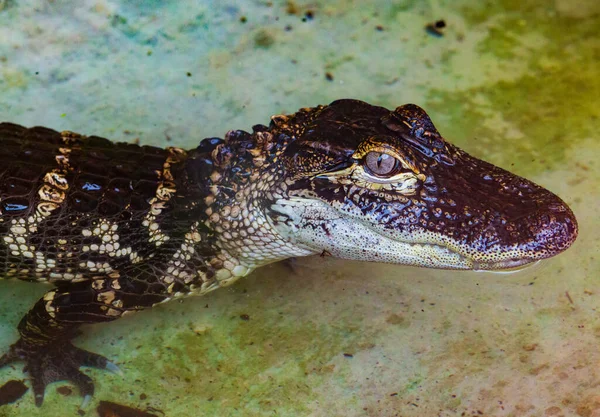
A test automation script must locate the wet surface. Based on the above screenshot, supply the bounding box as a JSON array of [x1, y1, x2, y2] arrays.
[[0, 0, 598, 416]]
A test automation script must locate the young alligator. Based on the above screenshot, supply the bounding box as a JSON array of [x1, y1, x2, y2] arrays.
[[0, 99, 578, 406]]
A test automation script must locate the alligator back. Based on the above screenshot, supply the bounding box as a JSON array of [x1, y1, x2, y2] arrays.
[[0, 123, 185, 283]]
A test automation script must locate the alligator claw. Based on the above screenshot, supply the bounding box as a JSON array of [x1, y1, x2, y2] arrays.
[[0, 338, 112, 406], [105, 360, 123, 376], [81, 393, 92, 409]]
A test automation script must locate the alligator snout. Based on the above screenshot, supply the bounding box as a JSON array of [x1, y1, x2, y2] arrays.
[[529, 200, 578, 256], [458, 178, 578, 270]]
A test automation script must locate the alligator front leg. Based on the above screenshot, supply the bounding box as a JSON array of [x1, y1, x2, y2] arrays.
[[0, 273, 167, 406]]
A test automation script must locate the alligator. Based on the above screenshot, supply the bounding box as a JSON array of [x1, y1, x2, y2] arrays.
[[0, 99, 578, 407]]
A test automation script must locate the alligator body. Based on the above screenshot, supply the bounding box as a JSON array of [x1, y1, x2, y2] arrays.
[[0, 99, 578, 406]]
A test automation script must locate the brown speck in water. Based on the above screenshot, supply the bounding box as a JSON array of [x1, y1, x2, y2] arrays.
[[544, 406, 562, 415], [576, 395, 600, 417], [576, 162, 590, 171], [286, 1, 298, 15], [565, 291, 574, 304], [254, 29, 275, 48], [386, 313, 405, 325], [325, 72, 334, 81], [97, 400, 159, 417], [0, 380, 28, 406], [426, 19, 446, 37]]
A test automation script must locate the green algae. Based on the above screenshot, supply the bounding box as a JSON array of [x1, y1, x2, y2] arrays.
[[403, 378, 422, 392], [459, 0, 547, 27], [110, 14, 141, 39], [425, 10, 599, 177], [0, 0, 13, 13], [178, 13, 209, 33], [153, 310, 368, 415], [89, 264, 385, 416], [383, 0, 430, 21], [0, 68, 28, 90]]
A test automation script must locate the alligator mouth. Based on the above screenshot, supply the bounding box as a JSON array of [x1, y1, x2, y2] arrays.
[[346, 213, 542, 271], [270, 196, 570, 272], [379, 238, 540, 271], [480, 260, 544, 275], [407, 223, 575, 272], [471, 257, 537, 272], [362, 219, 552, 271]]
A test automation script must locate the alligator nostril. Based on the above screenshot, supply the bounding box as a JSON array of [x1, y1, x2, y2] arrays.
[[532, 204, 578, 255]]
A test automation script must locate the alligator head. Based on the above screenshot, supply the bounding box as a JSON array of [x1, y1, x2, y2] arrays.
[[196, 99, 578, 272], [263, 99, 578, 270]]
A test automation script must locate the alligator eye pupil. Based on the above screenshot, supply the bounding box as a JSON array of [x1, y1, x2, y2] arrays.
[[365, 151, 397, 176]]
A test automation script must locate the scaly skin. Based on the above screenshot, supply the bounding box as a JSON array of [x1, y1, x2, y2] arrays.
[[0, 99, 577, 406]]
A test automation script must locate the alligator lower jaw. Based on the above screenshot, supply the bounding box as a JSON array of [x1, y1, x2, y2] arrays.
[[411, 241, 544, 272], [401, 242, 539, 271], [472, 257, 536, 271]]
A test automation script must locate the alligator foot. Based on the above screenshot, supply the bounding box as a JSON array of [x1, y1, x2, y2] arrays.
[[0, 338, 119, 406]]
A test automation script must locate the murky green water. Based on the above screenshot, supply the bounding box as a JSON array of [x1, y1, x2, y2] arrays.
[[0, 1, 599, 416]]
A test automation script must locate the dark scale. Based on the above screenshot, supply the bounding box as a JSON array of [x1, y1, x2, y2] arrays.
[[0, 100, 577, 407]]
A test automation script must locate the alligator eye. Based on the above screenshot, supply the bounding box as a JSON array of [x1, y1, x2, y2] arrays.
[[364, 151, 398, 177]]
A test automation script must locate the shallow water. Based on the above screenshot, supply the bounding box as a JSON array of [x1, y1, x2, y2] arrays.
[[0, 0, 599, 416]]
